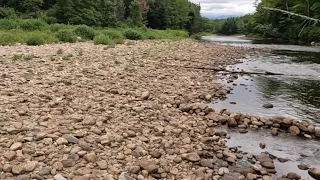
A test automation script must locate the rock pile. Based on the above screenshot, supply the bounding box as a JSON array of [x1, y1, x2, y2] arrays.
[[0, 39, 318, 180]]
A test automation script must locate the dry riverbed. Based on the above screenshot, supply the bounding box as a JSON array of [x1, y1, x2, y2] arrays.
[[0, 39, 319, 180]]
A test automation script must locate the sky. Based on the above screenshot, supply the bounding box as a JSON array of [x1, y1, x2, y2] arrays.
[[189, 0, 257, 19]]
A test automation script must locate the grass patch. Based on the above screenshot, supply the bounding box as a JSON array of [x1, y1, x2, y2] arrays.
[[26, 34, 46, 45], [93, 34, 114, 45], [57, 48, 63, 54], [62, 53, 73, 60], [56, 29, 77, 43], [12, 54, 34, 61]]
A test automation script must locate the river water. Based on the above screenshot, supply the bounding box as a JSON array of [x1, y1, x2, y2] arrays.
[[203, 36, 320, 179], [202, 36, 320, 124]]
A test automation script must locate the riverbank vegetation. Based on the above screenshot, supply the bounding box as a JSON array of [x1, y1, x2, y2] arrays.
[[200, 0, 320, 43], [0, 0, 201, 45]]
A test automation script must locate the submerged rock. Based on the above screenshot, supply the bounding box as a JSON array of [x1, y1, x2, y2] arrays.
[[262, 103, 273, 108], [308, 168, 320, 179]]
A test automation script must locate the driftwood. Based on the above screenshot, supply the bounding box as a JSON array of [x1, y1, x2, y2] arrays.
[[262, 7, 320, 25], [162, 64, 286, 75]]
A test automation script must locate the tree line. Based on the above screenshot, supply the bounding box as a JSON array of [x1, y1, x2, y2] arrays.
[[211, 0, 320, 43], [0, 0, 202, 34]]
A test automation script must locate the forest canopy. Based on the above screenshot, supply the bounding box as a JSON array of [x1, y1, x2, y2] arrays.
[[0, 0, 202, 34]]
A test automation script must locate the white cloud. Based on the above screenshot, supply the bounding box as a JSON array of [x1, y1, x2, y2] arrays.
[[189, 0, 257, 18]]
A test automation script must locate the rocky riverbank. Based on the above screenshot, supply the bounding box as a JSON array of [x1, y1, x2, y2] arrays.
[[0, 39, 318, 180]]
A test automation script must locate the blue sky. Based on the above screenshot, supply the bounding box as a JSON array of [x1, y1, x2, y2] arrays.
[[189, 0, 257, 19]]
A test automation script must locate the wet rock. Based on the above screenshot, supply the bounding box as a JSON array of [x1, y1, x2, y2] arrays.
[[278, 158, 289, 163], [227, 118, 237, 127], [315, 127, 320, 138], [97, 160, 108, 170], [218, 167, 229, 175], [259, 143, 266, 149], [298, 164, 309, 170], [271, 128, 278, 136], [254, 153, 272, 163], [239, 129, 248, 134], [286, 172, 301, 179], [289, 126, 300, 136], [261, 162, 275, 169], [10, 142, 23, 151], [282, 118, 293, 125], [262, 176, 272, 180], [296, 123, 309, 132], [184, 152, 201, 162], [215, 131, 227, 137], [262, 103, 273, 108], [309, 168, 320, 179], [54, 174, 67, 180], [137, 159, 158, 174], [200, 159, 214, 168]]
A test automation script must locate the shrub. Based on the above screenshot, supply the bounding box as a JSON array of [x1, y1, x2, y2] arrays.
[[93, 34, 114, 45], [100, 29, 124, 40], [57, 48, 63, 54], [74, 25, 95, 40], [0, 19, 18, 30], [0, 7, 18, 19], [56, 29, 76, 42], [26, 34, 45, 45], [191, 34, 202, 40], [143, 31, 157, 39], [0, 33, 18, 45], [123, 29, 143, 40], [62, 54, 73, 60], [20, 19, 47, 31]]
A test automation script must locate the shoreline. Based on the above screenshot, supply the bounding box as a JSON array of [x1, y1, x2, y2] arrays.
[[0, 39, 319, 180]]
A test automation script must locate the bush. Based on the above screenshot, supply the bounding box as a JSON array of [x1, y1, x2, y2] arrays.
[[142, 31, 157, 39], [191, 34, 202, 40], [26, 34, 45, 45], [74, 25, 95, 40], [0, 19, 18, 30], [100, 29, 124, 40], [93, 34, 114, 45], [19, 19, 48, 31], [56, 29, 77, 42], [0, 7, 18, 19], [0, 33, 19, 45], [123, 29, 143, 40]]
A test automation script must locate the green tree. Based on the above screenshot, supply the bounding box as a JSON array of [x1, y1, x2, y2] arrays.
[[128, 0, 144, 27]]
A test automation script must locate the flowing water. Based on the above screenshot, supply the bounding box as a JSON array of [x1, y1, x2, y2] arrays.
[[203, 36, 320, 179]]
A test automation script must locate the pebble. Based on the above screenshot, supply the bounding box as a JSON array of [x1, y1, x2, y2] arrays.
[[286, 172, 301, 179], [262, 103, 273, 108], [138, 160, 158, 174], [84, 153, 96, 162], [97, 160, 108, 170], [218, 167, 229, 175], [4, 151, 16, 160], [129, 166, 141, 174], [247, 173, 257, 180], [298, 163, 309, 170], [150, 150, 162, 158], [184, 152, 201, 162], [62, 134, 79, 144], [271, 128, 278, 136], [141, 91, 150, 100], [10, 142, 23, 151], [289, 126, 300, 136], [56, 137, 68, 145], [24, 161, 38, 172], [54, 174, 67, 180], [259, 142, 266, 149]]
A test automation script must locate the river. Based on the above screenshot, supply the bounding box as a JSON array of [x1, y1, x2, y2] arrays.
[[203, 36, 320, 179]]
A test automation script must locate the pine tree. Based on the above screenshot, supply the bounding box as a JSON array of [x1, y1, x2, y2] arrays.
[[129, 0, 143, 27]]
